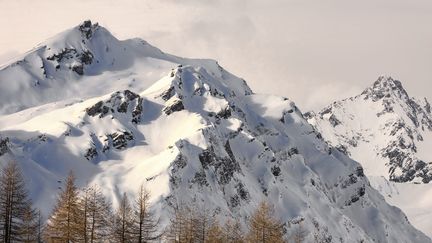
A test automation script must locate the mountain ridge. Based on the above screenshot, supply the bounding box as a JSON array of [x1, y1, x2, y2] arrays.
[[306, 76, 432, 183], [306, 76, 432, 237], [0, 20, 228, 115], [0, 21, 430, 242]]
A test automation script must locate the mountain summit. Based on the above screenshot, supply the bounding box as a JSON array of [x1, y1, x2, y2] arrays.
[[0, 22, 430, 242], [306, 76, 432, 236], [0, 20, 228, 115], [307, 76, 432, 183]]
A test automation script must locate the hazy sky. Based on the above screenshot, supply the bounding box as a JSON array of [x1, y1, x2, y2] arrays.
[[0, 0, 431, 111]]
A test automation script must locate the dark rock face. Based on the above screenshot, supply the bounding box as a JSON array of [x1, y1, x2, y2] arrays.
[[170, 154, 188, 186], [217, 106, 232, 119], [79, 20, 98, 39], [163, 99, 184, 115], [316, 106, 341, 127], [85, 130, 134, 161], [80, 50, 94, 65], [271, 166, 281, 176], [159, 86, 175, 101], [85, 143, 98, 161], [345, 186, 366, 206], [47, 48, 78, 62], [0, 137, 9, 156], [86, 101, 105, 117], [288, 147, 299, 156], [362, 76, 409, 102], [197, 142, 241, 185], [86, 90, 143, 122], [335, 145, 350, 156], [72, 64, 84, 75], [328, 114, 341, 127], [132, 98, 144, 124], [106, 131, 134, 150], [46, 47, 94, 75]]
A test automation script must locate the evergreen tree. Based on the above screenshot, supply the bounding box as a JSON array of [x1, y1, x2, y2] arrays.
[[45, 171, 82, 242], [0, 161, 36, 243], [134, 184, 160, 242], [247, 202, 285, 243], [112, 193, 135, 243]]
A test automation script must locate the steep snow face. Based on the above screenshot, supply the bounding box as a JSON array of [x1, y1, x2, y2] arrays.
[[0, 22, 430, 242], [306, 76, 432, 183], [369, 176, 432, 238]]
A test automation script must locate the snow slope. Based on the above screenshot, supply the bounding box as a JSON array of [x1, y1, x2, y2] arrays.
[[306, 76, 432, 237], [0, 21, 429, 242], [306, 76, 432, 183], [369, 176, 432, 238], [0, 20, 225, 116]]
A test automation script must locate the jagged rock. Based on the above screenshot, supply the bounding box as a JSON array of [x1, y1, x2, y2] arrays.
[[79, 20, 98, 39], [235, 182, 250, 201], [271, 166, 281, 176], [80, 50, 94, 65], [191, 170, 208, 187], [329, 114, 341, 127], [132, 97, 144, 123], [108, 131, 134, 150], [0, 137, 9, 156], [85, 144, 98, 160], [47, 48, 78, 62], [72, 64, 84, 75], [217, 106, 231, 119], [345, 186, 366, 206], [163, 98, 184, 115], [159, 86, 175, 101], [46, 47, 93, 75], [86, 90, 142, 121]]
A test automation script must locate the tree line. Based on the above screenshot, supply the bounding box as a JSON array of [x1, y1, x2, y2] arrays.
[[1, 161, 307, 243]]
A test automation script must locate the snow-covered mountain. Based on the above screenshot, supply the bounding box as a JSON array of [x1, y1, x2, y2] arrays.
[[0, 20, 221, 115], [0, 21, 429, 242], [306, 76, 432, 183], [306, 76, 432, 237]]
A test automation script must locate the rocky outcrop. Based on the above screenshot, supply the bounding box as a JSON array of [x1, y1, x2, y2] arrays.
[[79, 20, 99, 39], [86, 90, 143, 122], [0, 137, 9, 156], [163, 98, 184, 115], [85, 130, 135, 161]]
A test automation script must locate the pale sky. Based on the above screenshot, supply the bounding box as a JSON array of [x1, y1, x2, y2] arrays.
[[0, 0, 431, 111]]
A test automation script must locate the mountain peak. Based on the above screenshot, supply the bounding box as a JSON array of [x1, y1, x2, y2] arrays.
[[362, 76, 409, 102], [77, 20, 99, 39]]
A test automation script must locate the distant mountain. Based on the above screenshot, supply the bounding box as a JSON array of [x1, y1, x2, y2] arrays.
[[0, 21, 429, 242], [306, 76, 432, 183], [306, 76, 432, 237]]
